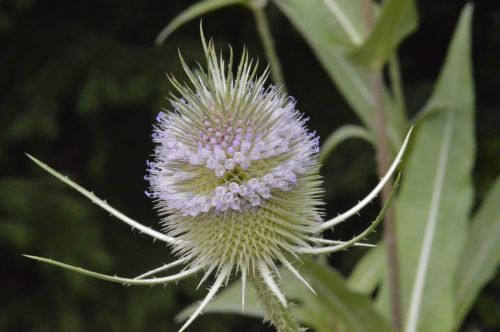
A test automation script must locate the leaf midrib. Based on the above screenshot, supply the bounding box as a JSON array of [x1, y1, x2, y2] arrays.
[[404, 110, 455, 332]]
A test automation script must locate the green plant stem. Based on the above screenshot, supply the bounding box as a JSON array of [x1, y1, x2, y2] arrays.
[[363, 1, 403, 331], [373, 71, 403, 332], [251, 276, 301, 332], [388, 54, 407, 128], [252, 6, 286, 88]]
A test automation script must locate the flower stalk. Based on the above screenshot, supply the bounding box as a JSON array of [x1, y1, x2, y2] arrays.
[[251, 274, 302, 332]]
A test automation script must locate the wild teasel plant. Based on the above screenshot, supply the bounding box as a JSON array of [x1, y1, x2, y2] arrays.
[[25, 35, 412, 332]]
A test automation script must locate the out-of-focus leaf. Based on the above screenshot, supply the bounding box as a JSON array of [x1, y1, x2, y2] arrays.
[[175, 276, 263, 322], [319, 124, 373, 164], [352, 0, 418, 69], [378, 5, 475, 332], [300, 259, 393, 332], [320, 0, 372, 46], [178, 259, 393, 332], [273, 0, 405, 147], [454, 176, 500, 327], [0, 221, 33, 248], [348, 245, 385, 294], [273, 0, 369, 123], [77, 77, 102, 114], [155, 0, 245, 45]]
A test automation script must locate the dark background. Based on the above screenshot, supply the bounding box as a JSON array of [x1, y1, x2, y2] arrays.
[[1, 0, 498, 331]]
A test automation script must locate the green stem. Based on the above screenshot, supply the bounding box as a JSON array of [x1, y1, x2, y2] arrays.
[[362, 1, 402, 331], [252, 6, 286, 88], [251, 276, 301, 332], [388, 54, 407, 128], [374, 63, 403, 332]]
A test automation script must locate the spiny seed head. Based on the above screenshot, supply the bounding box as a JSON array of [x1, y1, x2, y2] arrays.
[[146, 37, 323, 276]]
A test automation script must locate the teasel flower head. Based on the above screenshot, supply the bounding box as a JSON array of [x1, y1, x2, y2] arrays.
[[24, 34, 412, 332], [146, 36, 323, 290]]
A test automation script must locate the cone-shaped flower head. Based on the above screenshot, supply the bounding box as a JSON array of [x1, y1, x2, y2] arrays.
[[147, 39, 323, 279]]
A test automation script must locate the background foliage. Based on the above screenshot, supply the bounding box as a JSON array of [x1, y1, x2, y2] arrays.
[[1, 0, 498, 331]]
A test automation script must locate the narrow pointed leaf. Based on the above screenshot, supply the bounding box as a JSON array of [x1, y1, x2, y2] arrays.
[[156, 0, 245, 45], [301, 172, 401, 255], [321, 127, 411, 231], [454, 176, 500, 327], [378, 5, 475, 332], [352, 0, 418, 69], [23, 255, 201, 286]]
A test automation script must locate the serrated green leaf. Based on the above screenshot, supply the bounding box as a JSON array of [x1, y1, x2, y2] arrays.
[[352, 0, 418, 69], [273, 0, 405, 147], [377, 5, 475, 332], [178, 259, 392, 332], [155, 0, 245, 45], [454, 176, 500, 327]]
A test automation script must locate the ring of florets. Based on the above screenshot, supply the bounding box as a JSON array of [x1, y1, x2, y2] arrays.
[[147, 95, 319, 217]]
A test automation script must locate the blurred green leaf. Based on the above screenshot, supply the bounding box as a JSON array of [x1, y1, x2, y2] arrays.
[[273, 0, 405, 147], [77, 77, 104, 114], [319, 124, 373, 164], [300, 259, 393, 332], [155, 0, 246, 45], [348, 245, 385, 294], [352, 0, 418, 69], [179, 259, 392, 332], [378, 5, 475, 332], [0, 177, 113, 269], [320, 0, 373, 46], [175, 277, 263, 322], [273, 0, 370, 125], [454, 176, 500, 327], [0, 221, 33, 248]]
